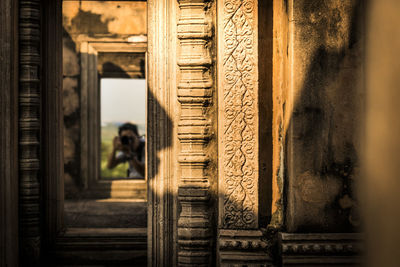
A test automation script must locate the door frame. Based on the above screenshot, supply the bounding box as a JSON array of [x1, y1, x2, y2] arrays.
[[4, 0, 365, 265], [40, 0, 150, 264], [146, 0, 177, 265], [18, 0, 273, 265], [79, 41, 148, 199], [40, 0, 175, 264]]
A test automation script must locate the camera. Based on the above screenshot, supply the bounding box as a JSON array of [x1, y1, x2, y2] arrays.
[[120, 136, 133, 145]]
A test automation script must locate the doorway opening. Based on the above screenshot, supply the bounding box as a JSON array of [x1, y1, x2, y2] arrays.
[[100, 78, 146, 180], [62, 0, 148, 230], [38, 0, 171, 265]]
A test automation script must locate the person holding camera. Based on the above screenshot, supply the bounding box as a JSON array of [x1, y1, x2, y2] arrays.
[[107, 122, 145, 178]]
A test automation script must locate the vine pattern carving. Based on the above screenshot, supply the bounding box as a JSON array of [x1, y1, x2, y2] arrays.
[[221, 0, 258, 229]]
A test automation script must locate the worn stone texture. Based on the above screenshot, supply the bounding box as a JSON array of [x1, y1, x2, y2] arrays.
[[271, 0, 289, 228], [0, 0, 372, 265], [279, 232, 363, 266], [63, 1, 146, 36], [285, 0, 364, 233], [218, 0, 259, 230], [63, 28, 81, 194]]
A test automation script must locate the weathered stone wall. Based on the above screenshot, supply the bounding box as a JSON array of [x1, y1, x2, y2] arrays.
[[62, 1, 146, 195], [274, 0, 365, 233], [63, 1, 146, 36], [63, 29, 81, 193]]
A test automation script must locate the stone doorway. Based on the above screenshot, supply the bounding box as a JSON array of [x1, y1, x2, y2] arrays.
[[37, 0, 156, 265], [0, 0, 366, 265], [18, 0, 273, 265], [62, 1, 148, 230]]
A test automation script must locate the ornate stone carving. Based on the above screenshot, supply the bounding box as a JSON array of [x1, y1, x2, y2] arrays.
[[19, 0, 41, 262], [217, 1, 271, 265], [219, 230, 271, 266], [219, 230, 267, 251], [177, 0, 215, 265], [218, 0, 258, 230], [279, 233, 363, 266]]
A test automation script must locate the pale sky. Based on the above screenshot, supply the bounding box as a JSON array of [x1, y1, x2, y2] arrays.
[[101, 78, 146, 126]]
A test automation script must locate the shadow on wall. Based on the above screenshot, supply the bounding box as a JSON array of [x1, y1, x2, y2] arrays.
[[68, 8, 111, 36], [100, 57, 145, 78], [285, 0, 365, 233], [101, 62, 131, 78], [63, 27, 82, 192]]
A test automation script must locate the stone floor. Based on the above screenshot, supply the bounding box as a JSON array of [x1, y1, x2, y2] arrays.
[[64, 199, 147, 228]]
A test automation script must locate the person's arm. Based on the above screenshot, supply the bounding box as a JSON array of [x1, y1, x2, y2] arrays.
[[127, 156, 144, 177], [107, 136, 124, 169]]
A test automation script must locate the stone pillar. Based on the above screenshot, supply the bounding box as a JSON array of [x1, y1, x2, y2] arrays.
[[217, 0, 270, 265], [19, 0, 41, 264], [176, 0, 216, 266]]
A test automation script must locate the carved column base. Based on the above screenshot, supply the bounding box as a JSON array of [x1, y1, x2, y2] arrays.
[[279, 233, 363, 266], [219, 230, 272, 266]]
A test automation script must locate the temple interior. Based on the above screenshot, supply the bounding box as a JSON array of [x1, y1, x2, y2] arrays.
[[1, 0, 400, 266]]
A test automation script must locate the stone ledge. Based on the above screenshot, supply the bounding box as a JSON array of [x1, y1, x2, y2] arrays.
[[219, 229, 272, 266], [279, 232, 363, 266]]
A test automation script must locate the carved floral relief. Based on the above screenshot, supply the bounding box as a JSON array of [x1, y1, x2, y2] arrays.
[[220, 0, 258, 229]]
